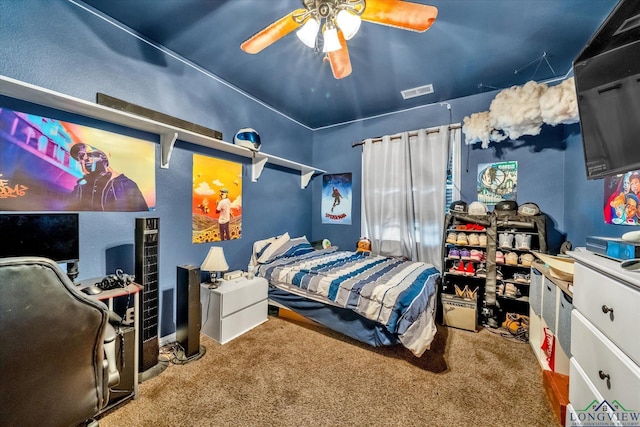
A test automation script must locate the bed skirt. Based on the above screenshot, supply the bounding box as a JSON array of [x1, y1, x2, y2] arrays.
[[268, 286, 402, 348]]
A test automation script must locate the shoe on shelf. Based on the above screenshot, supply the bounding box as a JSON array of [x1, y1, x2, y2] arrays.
[[448, 248, 461, 259], [455, 224, 468, 231], [514, 272, 531, 283], [496, 251, 505, 264], [478, 234, 487, 247], [459, 249, 471, 260], [446, 232, 458, 244], [496, 267, 504, 281], [504, 283, 521, 298], [505, 252, 519, 265], [515, 233, 532, 250], [469, 249, 483, 262], [455, 284, 466, 297], [476, 263, 487, 278], [463, 286, 478, 300], [468, 233, 480, 246], [464, 262, 475, 276], [456, 232, 469, 245], [449, 261, 461, 273], [520, 253, 534, 267], [499, 233, 514, 249], [496, 283, 504, 295], [456, 261, 467, 275]]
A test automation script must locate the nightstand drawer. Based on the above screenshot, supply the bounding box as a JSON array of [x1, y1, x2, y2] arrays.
[[201, 277, 269, 344], [571, 310, 640, 409], [218, 300, 268, 344], [573, 263, 640, 365], [220, 278, 267, 317]]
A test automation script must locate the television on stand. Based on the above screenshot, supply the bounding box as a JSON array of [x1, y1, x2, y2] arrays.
[[573, 0, 640, 180], [0, 213, 80, 282]]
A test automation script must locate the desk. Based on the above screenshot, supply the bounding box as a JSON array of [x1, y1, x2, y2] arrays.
[[78, 280, 141, 407]]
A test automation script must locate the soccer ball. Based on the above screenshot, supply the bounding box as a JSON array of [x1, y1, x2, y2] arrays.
[[233, 128, 261, 151]]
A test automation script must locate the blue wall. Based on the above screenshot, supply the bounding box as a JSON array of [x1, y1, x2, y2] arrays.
[[1, 0, 633, 338], [0, 0, 313, 337]]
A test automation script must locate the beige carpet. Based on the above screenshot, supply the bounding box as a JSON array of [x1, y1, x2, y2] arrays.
[[99, 315, 560, 427]]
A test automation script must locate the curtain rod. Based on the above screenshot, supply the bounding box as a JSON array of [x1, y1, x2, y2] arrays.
[[351, 124, 462, 147]]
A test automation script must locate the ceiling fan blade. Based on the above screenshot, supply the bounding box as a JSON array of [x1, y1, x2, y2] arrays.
[[241, 9, 306, 54], [328, 31, 352, 79], [362, 0, 438, 32]]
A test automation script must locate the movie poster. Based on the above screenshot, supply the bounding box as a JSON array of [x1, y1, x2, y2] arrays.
[[477, 161, 518, 205], [322, 173, 352, 225], [0, 106, 156, 211], [192, 154, 242, 242], [604, 170, 640, 225]]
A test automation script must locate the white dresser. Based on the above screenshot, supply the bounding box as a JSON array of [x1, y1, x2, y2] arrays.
[[566, 250, 640, 426], [200, 276, 268, 344]]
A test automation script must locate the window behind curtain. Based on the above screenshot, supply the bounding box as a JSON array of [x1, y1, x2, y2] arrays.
[[445, 128, 461, 211]]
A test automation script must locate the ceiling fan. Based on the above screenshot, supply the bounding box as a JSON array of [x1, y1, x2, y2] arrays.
[[240, 0, 438, 79]]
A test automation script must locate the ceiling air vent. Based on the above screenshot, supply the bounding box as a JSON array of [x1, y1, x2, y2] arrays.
[[401, 84, 434, 100]]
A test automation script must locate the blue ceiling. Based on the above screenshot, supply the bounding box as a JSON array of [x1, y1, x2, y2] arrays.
[[80, 0, 619, 129]]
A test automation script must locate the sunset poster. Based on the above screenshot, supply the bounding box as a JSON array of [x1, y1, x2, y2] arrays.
[[192, 154, 242, 243]]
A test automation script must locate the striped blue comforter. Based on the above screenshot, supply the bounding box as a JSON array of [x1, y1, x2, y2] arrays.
[[256, 247, 440, 356]]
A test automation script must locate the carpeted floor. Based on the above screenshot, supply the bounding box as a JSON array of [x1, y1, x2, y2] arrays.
[[99, 315, 560, 427]]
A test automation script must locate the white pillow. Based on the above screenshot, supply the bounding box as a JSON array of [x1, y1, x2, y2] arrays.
[[250, 236, 276, 266], [256, 232, 290, 264]]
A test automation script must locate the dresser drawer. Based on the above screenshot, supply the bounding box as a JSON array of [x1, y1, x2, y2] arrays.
[[571, 310, 640, 409], [569, 357, 604, 412], [574, 263, 640, 365], [220, 278, 268, 318]]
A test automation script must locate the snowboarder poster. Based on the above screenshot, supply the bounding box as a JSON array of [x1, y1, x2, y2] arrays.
[[322, 173, 352, 225]]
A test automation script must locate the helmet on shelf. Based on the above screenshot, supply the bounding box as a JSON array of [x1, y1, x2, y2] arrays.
[[493, 200, 518, 217], [449, 200, 467, 213], [518, 202, 541, 216], [468, 201, 488, 216], [233, 128, 261, 151]]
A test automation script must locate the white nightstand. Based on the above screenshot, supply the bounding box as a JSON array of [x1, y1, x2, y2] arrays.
[[200, 276, 268, 344]]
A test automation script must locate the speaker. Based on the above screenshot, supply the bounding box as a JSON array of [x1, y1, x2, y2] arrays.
[[176, 265, 201, 358], [135, 217, 160, 373]]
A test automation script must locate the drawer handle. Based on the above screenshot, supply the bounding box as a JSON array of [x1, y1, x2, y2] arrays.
[[601, 305, 615, 321], [598, 370, 611, 390]]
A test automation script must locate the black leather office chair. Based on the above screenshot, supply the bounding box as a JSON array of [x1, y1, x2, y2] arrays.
[[0, 257, 120, 427]]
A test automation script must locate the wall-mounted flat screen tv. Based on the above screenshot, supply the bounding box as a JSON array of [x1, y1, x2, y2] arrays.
[[573, 0, 640, 179], [0, 213, 79, 263]]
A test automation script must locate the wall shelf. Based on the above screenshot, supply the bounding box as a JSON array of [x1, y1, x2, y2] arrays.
[[0, 75, 325, 188]]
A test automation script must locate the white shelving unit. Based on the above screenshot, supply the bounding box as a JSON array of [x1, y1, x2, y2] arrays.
[[0, 75, 325, 188]]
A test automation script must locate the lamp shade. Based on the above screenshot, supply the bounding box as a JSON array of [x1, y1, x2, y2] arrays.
[[336, 10, 361, 40], [322, 26, 341, 52], [201, 247, 229, 273], [296, 17, 319, 48]]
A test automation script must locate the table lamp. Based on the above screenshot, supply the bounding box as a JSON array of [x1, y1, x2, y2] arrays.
[[201, 246, 229, 289]]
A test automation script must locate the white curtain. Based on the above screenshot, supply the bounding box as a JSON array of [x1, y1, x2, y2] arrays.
[[361, 125, 460, 272]]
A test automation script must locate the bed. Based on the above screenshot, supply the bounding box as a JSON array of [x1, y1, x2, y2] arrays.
[[251, 233, 440, 357]]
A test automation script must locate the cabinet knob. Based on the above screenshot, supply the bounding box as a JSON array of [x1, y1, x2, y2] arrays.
[[598, 370, 611, 390], [601, 305, 614, 314]]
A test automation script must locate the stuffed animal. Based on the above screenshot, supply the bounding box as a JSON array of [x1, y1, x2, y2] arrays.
[[356, 237, 372, 253]]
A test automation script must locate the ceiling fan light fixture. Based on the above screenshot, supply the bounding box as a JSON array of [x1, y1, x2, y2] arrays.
[[322, 25, 341, 52], [296, 17, 320, 48], [336, 10, 361, 40]]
